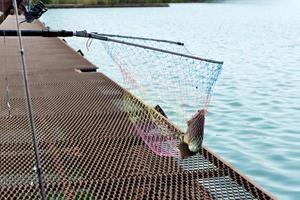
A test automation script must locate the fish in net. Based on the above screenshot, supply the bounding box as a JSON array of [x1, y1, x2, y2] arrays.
[[100, 35, 223, 159]]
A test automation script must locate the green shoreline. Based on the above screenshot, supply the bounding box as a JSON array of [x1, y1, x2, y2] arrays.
[[46, 3, 170, 8], [43, 0, 209, 8]]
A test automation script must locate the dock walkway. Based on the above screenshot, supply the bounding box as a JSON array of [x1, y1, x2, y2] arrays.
[[0, 16, 275, 199]]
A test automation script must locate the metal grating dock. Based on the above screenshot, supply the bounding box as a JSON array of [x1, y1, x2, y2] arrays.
[[0, 16, 276, 199]]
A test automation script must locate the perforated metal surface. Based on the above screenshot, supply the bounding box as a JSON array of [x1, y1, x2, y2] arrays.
[[0, 16, 276, 199]]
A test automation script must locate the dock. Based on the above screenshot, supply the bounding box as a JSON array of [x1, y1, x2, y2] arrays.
[[0, 16, 276, 199]]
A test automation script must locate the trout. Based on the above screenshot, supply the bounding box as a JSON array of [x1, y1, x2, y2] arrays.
[[178, 109, 206, 159]]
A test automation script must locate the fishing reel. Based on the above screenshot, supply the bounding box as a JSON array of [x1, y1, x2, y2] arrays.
[[21, 0, 47, 23]]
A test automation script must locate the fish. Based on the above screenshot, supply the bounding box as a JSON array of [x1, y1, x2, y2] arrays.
[[178, 109, 206, 159]]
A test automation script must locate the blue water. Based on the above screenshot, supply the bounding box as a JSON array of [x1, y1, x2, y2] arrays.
[[41, 1, 300, 199]]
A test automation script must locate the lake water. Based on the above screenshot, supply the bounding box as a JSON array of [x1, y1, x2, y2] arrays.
[[41, 1, 300, 199]]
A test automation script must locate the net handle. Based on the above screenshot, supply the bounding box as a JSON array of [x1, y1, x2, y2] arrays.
[[93, 32, 185, 46], [76, 31, 224, 65]]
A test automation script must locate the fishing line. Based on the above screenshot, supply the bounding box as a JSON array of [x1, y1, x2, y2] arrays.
[[11, 0, 46, 199], [2, 19, 11, 117], [5, 77, 11, 117], [86, 37, 93, 51]]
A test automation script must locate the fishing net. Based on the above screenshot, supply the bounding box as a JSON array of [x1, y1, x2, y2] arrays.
[[101, 37, 223, 158]]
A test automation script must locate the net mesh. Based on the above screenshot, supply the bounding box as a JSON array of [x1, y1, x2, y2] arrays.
[[101, 37, 223, 158]]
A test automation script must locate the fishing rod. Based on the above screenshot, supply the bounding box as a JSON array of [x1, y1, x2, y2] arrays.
[[9, 0, 47, 199], [0, 29, 224, 65]]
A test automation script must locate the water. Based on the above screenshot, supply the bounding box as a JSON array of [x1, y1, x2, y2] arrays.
[[41, 1, 300, 199]]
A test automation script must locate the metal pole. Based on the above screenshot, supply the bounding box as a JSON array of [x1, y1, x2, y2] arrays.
[[12, 1, 46, 199], [89, 33, 224, 65]]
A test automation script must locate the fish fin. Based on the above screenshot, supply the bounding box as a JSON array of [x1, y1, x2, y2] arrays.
[[178, 142, 196, 159]]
